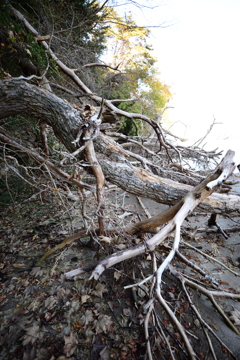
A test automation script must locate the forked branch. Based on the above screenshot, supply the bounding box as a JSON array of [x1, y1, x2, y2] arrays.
[[65, 150, 236, 280], [64, 150, 237, 360], [9, 5, 182, 159]]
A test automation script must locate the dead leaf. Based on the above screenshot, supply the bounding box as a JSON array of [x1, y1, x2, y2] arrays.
[[31, 267, 44, 278], [45, 295, 56, 309], [123, 308, 132, 317], [57, 287, 66, 301], [100, 346, 110, 360], [93, 314, 112, 334], [229, 308, 240, 325], [28, 299, 41, 311], [115, 244, 126, 250], [138, 284, 148, 298], [21, 324, 39, 345], [12, 263, 25, 269], [98, 236, 112, 244], [70, 300, 80, 312], [24, 285, 39, 296], [168, 292, 175, 299], [80, 309, 94, 326], [64, 332, 78, 357], [21, 279, 29, 287], [16, 315, 32, 328], [91, 283, 107, 298], [44, 311, 55, 321], [194, 319, 201, 328], [114, 271, 122, 281], [81, 294, 90, 303]]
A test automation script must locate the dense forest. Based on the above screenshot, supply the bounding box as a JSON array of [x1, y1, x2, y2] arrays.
[[1, 1, 240, 359]]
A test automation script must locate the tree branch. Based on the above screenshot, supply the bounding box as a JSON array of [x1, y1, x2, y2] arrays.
[[9, 5, 182, 157], [65, 150, 236, 280], [1, 79, 240, 217]]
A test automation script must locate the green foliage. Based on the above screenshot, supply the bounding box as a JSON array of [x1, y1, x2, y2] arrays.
[[0, 2, 48, 77], [14, 0, 109, 55], [0, 0, 109, 79], [101, 11, 171, 135], [120, 118, 141, 136], [3, 115, 38, 132], [3, 116, 27, 131], [0, 0, 171, 137]]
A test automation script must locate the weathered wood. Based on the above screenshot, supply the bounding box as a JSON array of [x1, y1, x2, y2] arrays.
[[0, 79, 239, 217], [65, 150, 236, 280]]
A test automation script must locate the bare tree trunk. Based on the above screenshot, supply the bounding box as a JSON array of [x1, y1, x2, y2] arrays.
[[0, 78, 239, 216]]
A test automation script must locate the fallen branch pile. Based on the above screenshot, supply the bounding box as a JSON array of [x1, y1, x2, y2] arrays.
[[1, 5, 240, 359], [63, 150, 240, 360]]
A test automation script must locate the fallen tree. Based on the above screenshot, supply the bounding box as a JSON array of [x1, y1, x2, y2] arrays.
[[65, 149, 237, 280], [63, 151, 240, 360], [1, 78, 240, 217], [1, 5, 240, 360], [1, 77, 240, 358]]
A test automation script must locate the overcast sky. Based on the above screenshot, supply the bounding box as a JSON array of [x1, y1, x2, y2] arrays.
[[117, 0, 240, 160]]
